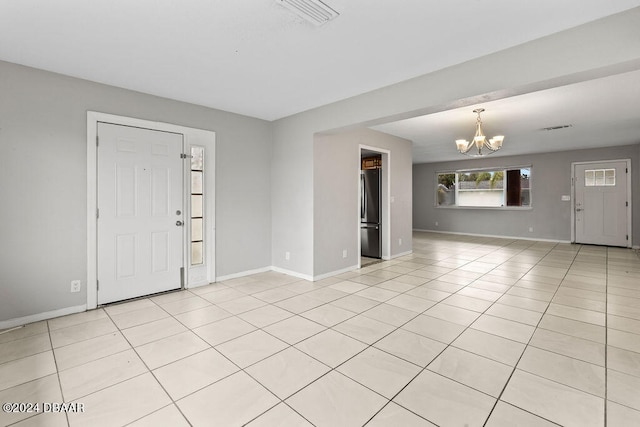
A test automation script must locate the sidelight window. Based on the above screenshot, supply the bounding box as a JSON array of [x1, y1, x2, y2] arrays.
[[190, 146, 204, 265]]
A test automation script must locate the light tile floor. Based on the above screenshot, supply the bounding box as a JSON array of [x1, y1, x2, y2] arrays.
[[2, 232, 640, 426]]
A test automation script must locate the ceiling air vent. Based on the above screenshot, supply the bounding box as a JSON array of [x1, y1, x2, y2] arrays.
[[541, 124, 573, 131], [276, 0, 339, 26]]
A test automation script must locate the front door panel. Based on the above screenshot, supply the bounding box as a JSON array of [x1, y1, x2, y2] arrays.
[[97, 122, 184, 304]]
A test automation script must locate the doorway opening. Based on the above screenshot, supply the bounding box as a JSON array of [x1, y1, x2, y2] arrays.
[[359, 146, 391, 268]]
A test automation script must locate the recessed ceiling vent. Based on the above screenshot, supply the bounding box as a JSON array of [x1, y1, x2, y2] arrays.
[[541, 124, 573, 131], [276, 0, 339, 26]]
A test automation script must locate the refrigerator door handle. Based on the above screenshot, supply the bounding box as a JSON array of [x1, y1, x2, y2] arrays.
[[361, 174, 366, 220]]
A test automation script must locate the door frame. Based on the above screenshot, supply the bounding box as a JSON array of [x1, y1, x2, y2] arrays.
[[571, 158, 632, 247], [87, 112, 216, 310], [358, 145, 391, 267]]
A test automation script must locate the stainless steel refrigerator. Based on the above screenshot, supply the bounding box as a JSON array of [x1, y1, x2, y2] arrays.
[[360, 168, 381, 258]]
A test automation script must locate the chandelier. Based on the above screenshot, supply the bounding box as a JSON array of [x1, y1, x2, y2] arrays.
[[455, 108, 504, 157]]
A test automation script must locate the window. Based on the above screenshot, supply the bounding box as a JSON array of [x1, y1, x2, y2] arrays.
[[437, 167, 531, 208], [585, 168, 615, 186], [190, 146, 204, 265]]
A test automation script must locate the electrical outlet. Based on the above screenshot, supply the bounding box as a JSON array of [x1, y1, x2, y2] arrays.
[[285, 251, 290, 261], [529, 227, 534, 233], [399, 238, 402, 246], [435, 221, 439, 226], [342, 249, 347, 258], [70, 280, 81, 293]]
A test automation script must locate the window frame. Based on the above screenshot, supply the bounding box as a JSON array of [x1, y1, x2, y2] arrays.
[[435, 165, 532, 210]]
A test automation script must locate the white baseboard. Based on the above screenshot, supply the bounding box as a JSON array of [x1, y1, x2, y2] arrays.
[[413, 229, 571, 244], [216, 266, 272, 282], [0, 304, 87, 330], [313, 265, 359, 281], [270, 266, 314, 282], [391, 250, 413, 259]]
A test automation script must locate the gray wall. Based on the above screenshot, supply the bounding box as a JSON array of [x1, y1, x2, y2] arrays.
[[413, 144, 640, 244], [314, 128, 412, 276], [0, 61, 272, 322]]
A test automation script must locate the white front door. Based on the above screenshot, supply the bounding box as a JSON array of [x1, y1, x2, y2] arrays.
[[97, 122, 184, 304], [574, 160, 629, 247]]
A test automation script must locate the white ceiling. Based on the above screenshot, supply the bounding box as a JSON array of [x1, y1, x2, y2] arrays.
[[373, 69, 640, 163], [1, 1, 639, 164]]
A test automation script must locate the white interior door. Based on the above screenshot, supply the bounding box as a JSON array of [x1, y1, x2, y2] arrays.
[[574, 160, 629, 247], [97, 122, 184, 304]]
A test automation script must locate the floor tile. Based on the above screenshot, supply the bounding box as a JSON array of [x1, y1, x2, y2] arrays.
[[367, 402, 435, 426], [607, 368, 640, 411], [177, 371, 279, 427], [330, 294, 380, 313], [337, 346, 421, 398], [471, 315, 535, 344], [300, 304, 355, 327], [286, 371, 387, 427], [0, 333, 51, 365], [54, 331, 130, 371], [192, 316, 256, 346], [402, 315, 465, 344], [108, 304, 169, 329], [103, 298, 156, 316], [153, 348, 239, 400], [545, 303, 605, 326], [49, 317, 117, 348], [47, 309, 107, 331], [10, 412, 68, 427], [217, 295, 267, 315], [385, 293, 435, 312], [537, 314, 604, 343], [173, 305, 232, 329], [128, 404, 190, 427], [245, 403, 313, 426], [0, 374, 62, 426], [67, 373, 170, 427], [442, 294, 492, 312], [485, 401, 558, 427], [424, 303, 480, 327], [121, 317, 187, 347], [135, 330, 209, 369], [608, 328, 640, 354], [395, 369, 495, 427], [485, 303, 543, 326], [516, 346, 605, 397], [405, 286, 452, 302], [274, 294, 325, 314], [332, 315, 395, 344], [215, 330, 288, 368], [530, 328, 605, 366], [501, 369, 604, 427], [263, 315, 326, 345], [428, 346, 513, 397], [295, 329, 367, 368], [355, 287, 399, 303], [361, 303, 417, 327], [238, 304, 294, 328], [0, 351, 57, 391], [0, 322, 48, 344], [374, 328, 446, 367], [59, 349, 147, 401], [607, 345, 640, 377], [607, 401, 640, 426], [246, 347, 330, 399], [497, 294, 549, 312]]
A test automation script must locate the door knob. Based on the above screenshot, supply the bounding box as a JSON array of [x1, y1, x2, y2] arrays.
[[576, 208, 583, 212], [176, 220, 184, 226]]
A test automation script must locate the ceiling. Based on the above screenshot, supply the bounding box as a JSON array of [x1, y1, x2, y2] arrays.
[[1, 1, 640, 162], [373, 69, 640, 163]]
